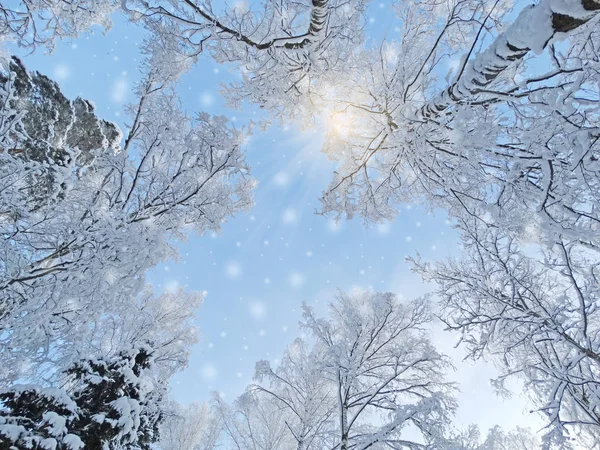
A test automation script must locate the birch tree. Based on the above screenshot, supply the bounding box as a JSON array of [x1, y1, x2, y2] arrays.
[[6, 1, 599, 236], [418, 0, 600, 120], [4, 2, 600, 446], [319, 0, 600, 243], [307, 3, 600, 446]]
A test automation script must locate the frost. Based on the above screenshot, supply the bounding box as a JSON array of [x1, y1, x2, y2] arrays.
[[0, 0, 599, 448], [0, 58, 253, 384]]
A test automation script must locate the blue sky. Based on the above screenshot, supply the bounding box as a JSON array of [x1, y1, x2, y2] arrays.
[[11, 3, 543, 435]]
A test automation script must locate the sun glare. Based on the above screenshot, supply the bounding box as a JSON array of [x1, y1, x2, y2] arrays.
[[324, 109, 359, 139]]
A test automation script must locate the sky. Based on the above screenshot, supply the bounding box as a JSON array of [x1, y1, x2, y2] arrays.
[[11, 2, 544, 436]]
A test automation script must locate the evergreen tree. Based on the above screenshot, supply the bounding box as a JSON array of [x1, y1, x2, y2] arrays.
[[0, 345, 165, 450], [0, 56, 120, 208]]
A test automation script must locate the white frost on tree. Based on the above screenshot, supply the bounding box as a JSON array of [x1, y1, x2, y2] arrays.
[[300, 289, 456, 450], [231, 289, 456, 450], [214, 391, 295, 450], [413, 216, 600, 448], [157, 401, 221, 450], [0, 59, 255, 385], [226, 288, 544, 450], [252, 339, 336, 450], [84, 286, 204, 381], [0, 1, 118, 50]]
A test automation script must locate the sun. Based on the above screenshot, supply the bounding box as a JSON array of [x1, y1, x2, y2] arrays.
[[322, 107, 361, 140], [328, 111, 355, 137]]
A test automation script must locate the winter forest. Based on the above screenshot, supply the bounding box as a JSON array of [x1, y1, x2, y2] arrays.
[[0, 0, 599, 449]]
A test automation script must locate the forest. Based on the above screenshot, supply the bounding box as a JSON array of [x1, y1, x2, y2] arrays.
[[0, 0, 599, 449]]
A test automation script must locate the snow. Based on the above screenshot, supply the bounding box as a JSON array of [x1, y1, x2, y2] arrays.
[[0, 422, 25, 441], [42, 412, 67, 437], [1, 0, 600, 447], [63, 434, 84, 450], [39, 437, 58, 450]]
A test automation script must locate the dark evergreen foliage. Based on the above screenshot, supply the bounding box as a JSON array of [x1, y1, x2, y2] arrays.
[[0, 345, 164, 450]]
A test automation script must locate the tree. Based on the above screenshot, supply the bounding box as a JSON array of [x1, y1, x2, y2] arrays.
[[3, 0, 600, 446], [5, 0, 597, 253], [0, 56, 121, 209], [418, 0, 600, 120], [214, 391, 294, 450], [303, 2, 600, 445], [231, 289, 545, 450], [0, 0, 368, 116], [319, 0, 600, 238], [0, 344, 165, 450], [157, 401, 221, 450], [5, 0, 599, 241], [0, 283, 203, 393], [122, 0, 367, 118], [0, 59, 255, 385], [442, 425, 541, 450], [412, 216, 600, 448], [71, 286, 204, 383], [237, 290, 456, 450], [272, 289, 453, 450], [252, 339, 336, 450]]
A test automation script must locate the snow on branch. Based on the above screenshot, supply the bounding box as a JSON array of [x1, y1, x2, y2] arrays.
[[418, 0, 600, 120], [0, 58, 254, 385]]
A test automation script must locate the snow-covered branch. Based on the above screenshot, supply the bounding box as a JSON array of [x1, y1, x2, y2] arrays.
[[418, 0, 600, 119], [0, 58, 254, 385], [413, 217, 600, 446]]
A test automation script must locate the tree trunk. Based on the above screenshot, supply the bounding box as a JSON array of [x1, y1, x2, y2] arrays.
[[338, 371, 349, 450], [417, 0, 600, 120]]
